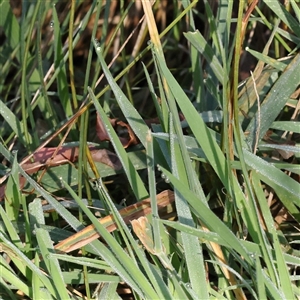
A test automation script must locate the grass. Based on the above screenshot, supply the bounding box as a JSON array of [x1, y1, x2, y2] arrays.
[[0, 0, 300, 299]]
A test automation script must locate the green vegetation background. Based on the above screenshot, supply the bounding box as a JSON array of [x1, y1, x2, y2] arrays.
[[0, 1, 299, 299]]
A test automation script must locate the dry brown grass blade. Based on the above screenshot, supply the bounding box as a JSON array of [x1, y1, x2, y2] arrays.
[[54, 190, 175, 253], [141, 0, 164, 58]]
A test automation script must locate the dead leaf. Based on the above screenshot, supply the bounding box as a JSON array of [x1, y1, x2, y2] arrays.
[[96, 113, 138, 148], [131, 216, 156, 254]]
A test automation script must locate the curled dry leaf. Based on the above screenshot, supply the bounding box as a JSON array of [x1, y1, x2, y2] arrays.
[[96, 113, 138, 148]]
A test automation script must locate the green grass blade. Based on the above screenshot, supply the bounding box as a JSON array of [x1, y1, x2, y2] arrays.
[[0, 206, 27, 276], [169, 116, 208, 299], [83, 1, 102, 93], [0, 99, 32, 147], [0, 1, 21, 61], [246, 48, 288, 71], [20, 2, 41, 149], [145, 130, 162, 252], [0, 231, 56, 297], [184, 30, 227, 83], [207, 259, 257, 299], [96, 282, 121, 300], [19, 170, 86, 232], [32, 262, 54, 300], [182, 0, 203, 109], [153, 51, 242, 198], [255, 252, 267, 300], [4, 155, 21, 221], [92, 177, 174, 298], [60, 178, 160, 299], [152, 54, 267, 274], [0, 276, 19, 300], [142, 62, 163, 123], [262, 270, 286, 299], [159, 166, 251, 262], [35, 227, 71, 300], [161, 219, 233, 247], [244, 149, 300, 214], [246, 53, 300, 150], [93, 41, 149, 147], [271, 121, 300, 133], [88, 87, 149, 200], [0, 265, 31, 298], [51, 254, 111, 271], [52, 4, 72, 117], [251, 174, 294, 299], [263, 1, 300, 38]]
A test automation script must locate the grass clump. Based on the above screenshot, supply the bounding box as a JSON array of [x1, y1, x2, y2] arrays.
[[0, 1, 299, 299]]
